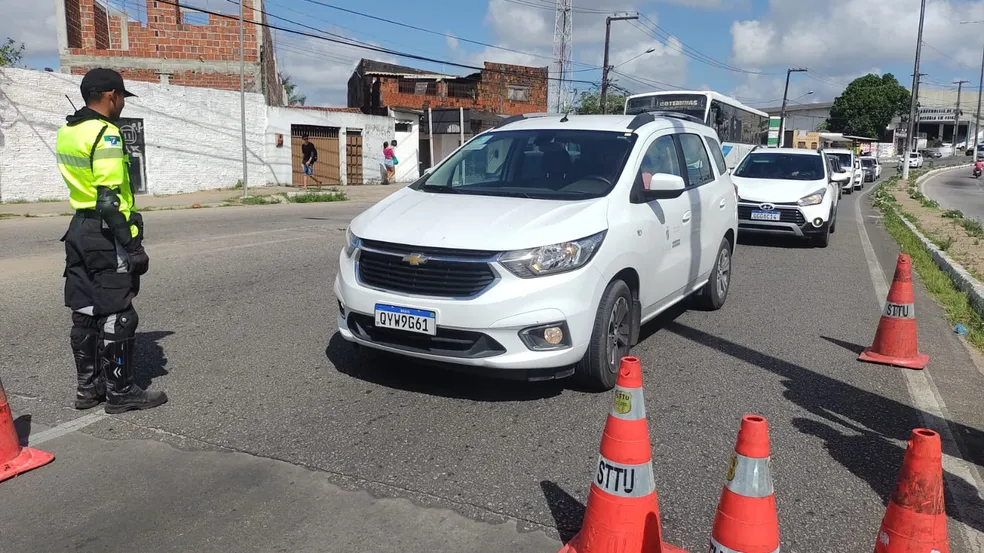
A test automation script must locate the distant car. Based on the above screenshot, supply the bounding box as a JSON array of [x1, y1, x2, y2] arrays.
[[860, 155, 882, 179], [860, 157, 878, 182], [826, 148, 858, 191], [732, 147, 841, 248], [908, 151, 924, 168]]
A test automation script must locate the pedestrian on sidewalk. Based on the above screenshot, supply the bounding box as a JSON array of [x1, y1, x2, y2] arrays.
[[383, 141, 395, 184], [55, 68, 167, 414], [301, 135, 321, 189], [390, 139, 400, 182]]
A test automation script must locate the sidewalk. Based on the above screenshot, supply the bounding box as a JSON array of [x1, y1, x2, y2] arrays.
[[0, 183, 407, 217]]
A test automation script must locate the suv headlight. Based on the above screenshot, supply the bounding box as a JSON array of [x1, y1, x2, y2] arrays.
[[797, 188, 826, 207], [499, 231, 606, 278], [344, 226, 361, 257]]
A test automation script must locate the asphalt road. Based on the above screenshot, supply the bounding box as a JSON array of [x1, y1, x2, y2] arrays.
[[924, 166, 984, 223], [1, 184, 983, 552]]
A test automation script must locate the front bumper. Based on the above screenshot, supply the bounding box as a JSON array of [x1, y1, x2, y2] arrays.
[[333, 246, 607, 375], [737, 201, 830, 238]]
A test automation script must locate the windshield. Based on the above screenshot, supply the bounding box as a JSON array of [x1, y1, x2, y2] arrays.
[[909, 153, 919, 158], [733, 152, 825, 181], [625, 94, 707, 121], [829, 152, 852, 169], [861, 159, 875, 167], [416, 129, 637, 200]]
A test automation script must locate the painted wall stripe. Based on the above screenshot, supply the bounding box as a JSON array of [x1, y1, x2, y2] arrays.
[[725, 453, 774, 498], [610, 385, 646, 421], [883, 302, 916, 319], [592, 454, 655, 498]]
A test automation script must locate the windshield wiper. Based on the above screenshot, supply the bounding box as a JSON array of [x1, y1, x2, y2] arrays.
[[419, 184, 461, 194]]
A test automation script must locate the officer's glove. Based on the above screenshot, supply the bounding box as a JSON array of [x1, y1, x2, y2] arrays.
[[125, 241, 150, 276]]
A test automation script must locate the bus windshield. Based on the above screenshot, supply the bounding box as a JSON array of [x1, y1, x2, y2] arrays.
[[624, 93, 707, 121]]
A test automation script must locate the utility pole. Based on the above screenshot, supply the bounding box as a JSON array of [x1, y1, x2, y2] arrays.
[[955, 79, 969, 150], [778, 67, 807, 147], [600, 14, 638, 114], [903, 0, 927, 181], [239, 0, 248, 197], [975, 45, 984, 153]]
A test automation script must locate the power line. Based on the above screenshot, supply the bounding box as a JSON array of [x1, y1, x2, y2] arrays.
[[635, 14, 775, 76], [501, 0, 616, 15], [158, 0, 598, 84]]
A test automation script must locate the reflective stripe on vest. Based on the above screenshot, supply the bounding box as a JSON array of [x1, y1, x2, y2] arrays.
[[610, 385, 646, 421], [725, 452, 773, 498]]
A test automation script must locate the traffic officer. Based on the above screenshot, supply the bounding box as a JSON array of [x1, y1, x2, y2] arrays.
[[57, 68, 167, 414]]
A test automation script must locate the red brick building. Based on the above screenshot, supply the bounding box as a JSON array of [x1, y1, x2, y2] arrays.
[[347, 59, 549, 116], [56, 0, 284, 105]]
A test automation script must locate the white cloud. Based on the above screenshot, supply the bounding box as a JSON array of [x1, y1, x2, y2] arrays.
[[275, 34, 393, 106], [0, 1, 57, 65], [447, 35, 459, 51], [731, 0, 984, 74], [730, 67, 883, 109]]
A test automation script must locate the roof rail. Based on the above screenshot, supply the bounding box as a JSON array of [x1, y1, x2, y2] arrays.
[[493, 112, 554, 129], [627, 110, 708, 131]]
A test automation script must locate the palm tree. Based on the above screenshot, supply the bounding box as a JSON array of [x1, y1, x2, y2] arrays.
[[279, 72, 307, 106]]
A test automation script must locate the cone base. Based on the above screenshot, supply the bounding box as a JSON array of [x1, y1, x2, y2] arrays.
[[0, 446, 55, 483], [558, 538, 688, 553], [859, 348, 929, 370]]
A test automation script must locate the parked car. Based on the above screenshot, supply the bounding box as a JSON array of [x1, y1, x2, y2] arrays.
[[908, 151, 924, 168], [826, 148, 858, 191], [335, 111, 739, 390], [731, 147, 841, 248]]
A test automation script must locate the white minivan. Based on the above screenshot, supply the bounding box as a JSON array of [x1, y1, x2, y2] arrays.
[[334, 112, 739, 390]]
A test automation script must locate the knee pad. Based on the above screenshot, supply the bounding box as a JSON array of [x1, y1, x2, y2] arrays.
[[100, 307, 139, 342]]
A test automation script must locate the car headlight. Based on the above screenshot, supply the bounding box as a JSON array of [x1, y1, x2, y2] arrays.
[[498, 231, 606, 278], [344, 226, 361, 257], [797, 188, 826, 207]]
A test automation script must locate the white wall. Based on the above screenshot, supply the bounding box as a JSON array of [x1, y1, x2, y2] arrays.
[[0, 67, 267, 202], [391, 109, 420, 183], [265, 107, 392, 185], [433, 134, 471, 166]]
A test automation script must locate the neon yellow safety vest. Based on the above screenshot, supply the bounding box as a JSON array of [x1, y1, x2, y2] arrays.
[[56, 118, 138, 239]]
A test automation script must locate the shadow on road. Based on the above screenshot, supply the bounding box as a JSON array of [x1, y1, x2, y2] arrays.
[[14, 415, 31, 446], [737, 233, 814, 250], [135, 331, 174, 390], [667, 322, 984, 533], [820, 335, 867, 355], [540, 480, 585, 543], [324, 333, 564, 402]]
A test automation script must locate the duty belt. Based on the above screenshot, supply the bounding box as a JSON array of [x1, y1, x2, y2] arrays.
[[74, 209, 102, 220]]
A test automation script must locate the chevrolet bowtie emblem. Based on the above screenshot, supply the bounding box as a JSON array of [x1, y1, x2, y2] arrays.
[[402, 253, 429, 266]]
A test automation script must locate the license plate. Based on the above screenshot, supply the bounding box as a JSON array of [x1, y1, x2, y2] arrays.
[[374, 304, 437, 336], [750, 210, 781, 221]]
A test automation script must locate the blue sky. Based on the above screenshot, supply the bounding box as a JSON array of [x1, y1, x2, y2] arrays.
[[8, 0, 984, 110]]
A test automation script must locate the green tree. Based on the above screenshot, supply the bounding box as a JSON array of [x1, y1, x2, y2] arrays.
[[575, 85, 628, 115], [826, 73, 909, 141], [0, 37, 25, 68], [279, 72, 306, 106]]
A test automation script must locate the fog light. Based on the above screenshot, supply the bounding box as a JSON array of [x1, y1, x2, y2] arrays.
[[813, 217, 824, 227], [543, 326, 564, 345]]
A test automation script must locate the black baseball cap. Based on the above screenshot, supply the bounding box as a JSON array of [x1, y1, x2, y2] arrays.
[[80, 68, 136, 98]]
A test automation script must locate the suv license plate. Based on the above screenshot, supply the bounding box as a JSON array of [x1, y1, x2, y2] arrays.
[[374, 304, 437, 336], [750, 210, 781, 221]]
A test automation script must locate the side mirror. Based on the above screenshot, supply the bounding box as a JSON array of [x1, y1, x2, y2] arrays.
[[830, 171, 850, 184], [642, 173, 686, 200], [423, 166, 434, 176]]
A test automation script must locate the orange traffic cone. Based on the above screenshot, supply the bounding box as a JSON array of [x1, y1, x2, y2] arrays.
[[874, 428, 949, 553], [559, 357, 686, 553], [859, 254, 930, 369], [0, 377, 54, 483], [709, 415, 779, 553]]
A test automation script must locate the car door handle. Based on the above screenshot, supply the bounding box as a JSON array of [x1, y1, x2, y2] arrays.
[[682, 211, 692, 223], [718, 198, 727, 209]]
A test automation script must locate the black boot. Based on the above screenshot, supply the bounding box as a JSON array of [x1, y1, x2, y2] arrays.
[[72, 330, 105, 410], [101, 338, 167, 414]]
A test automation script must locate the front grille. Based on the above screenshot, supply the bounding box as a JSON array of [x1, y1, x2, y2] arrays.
[[346, 313, 506, 358], [357, 241, 497, 298], [738, 205, 805, 225]]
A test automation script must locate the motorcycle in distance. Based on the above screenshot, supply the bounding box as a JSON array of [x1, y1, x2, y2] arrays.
[[975, 160, 983, 179]]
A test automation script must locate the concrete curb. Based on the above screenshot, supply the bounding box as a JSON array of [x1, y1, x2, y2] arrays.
[[890, 163, 984, 319]]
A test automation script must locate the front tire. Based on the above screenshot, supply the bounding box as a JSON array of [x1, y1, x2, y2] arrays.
[[575, 279, 633, 391], [812, 226, 831, 248], [694, 237, 733, 311]]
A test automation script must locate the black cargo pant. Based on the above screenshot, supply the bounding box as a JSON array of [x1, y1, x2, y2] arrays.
[[62, 211, 142, 350]]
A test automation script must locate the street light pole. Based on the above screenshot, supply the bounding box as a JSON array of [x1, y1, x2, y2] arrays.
[[903, 0, 927, 181], [239, 0, 248, 197], [600, 14, 638, 114], [975, 45, 984, 153], [955, 79, 969, 149], [778, 67, 807, 147]]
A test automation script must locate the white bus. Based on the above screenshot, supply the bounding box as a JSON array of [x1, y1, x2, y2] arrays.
[[624, 90, 769, 168]]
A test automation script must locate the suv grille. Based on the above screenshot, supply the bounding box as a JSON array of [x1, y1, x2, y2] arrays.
[[738, 205, 805, 225], [357, 240, 497, 298]]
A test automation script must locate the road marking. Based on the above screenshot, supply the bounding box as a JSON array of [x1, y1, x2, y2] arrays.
[[28, 412, 106, 445], [856, 185, 984, 550]]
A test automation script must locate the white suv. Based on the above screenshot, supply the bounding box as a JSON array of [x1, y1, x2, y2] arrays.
[[334, 112, 738, 390], [826, 148, 861, 191], [731, 147, 842, 247]]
